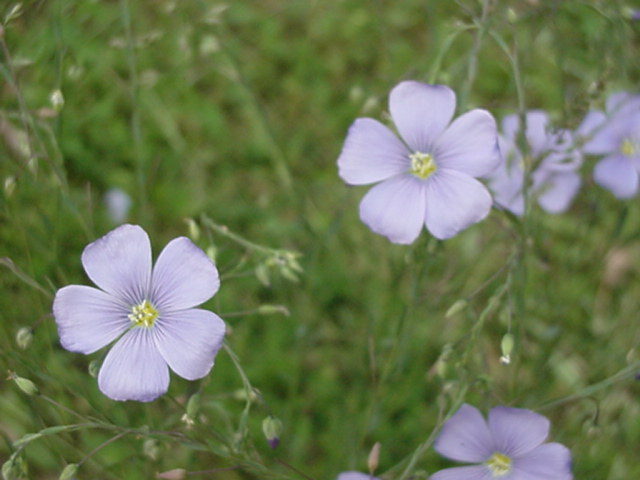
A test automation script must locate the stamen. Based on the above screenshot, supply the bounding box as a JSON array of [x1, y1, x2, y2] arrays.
[[129, 300, 159, 328], [486, 452, 512, 477], [621, 138, 637, 157], [409, 151, 437, 179]]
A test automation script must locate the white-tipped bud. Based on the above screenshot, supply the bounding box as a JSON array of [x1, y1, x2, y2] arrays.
[[9, 372, 39, 395], [184, 218, 200, 241], [205, 245, 217, 263], [50, 89, 65, 111], [500, 333, 514, 364]]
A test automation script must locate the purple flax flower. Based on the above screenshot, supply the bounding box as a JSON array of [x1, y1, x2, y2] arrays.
[[337, 473, 380, 480], [337, 81, 500, 243], [53, 224, 226, 402], [578, 92, 640, 198], [489, 111, 582, 215], [432, 403, 573, 480]]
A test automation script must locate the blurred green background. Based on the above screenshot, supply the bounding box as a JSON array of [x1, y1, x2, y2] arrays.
[[2, 0, 640, 478]]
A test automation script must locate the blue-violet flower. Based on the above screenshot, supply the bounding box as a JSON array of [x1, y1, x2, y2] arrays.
[[53, 224, 226, 402], [338, 81, 500, 243], [432, 403, 573, 480]]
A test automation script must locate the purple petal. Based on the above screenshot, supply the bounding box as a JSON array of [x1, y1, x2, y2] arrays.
[[98, 328, 169, 402], [81, 224, 151, 305], [358, 175, 427, 244], [435, 109, 500, 178], [389, 81, 456, 152], [337, 472, 380, 480], [535, 171, 581, 214], [430, 466, 493, 480], [153, 309, 225, 380], [594, 155, 639, 198], [488, 406, 549, 458], [151, 237, 219, 312], [582, 119, 625, 155], [512, 443, 573, 480], [53, 285, 130, 354], [424, 170, 493, 240], [576, 110, 605, 143], [434, 404, 494, 463], [606, 91, 640, 117], [503, 111, 551, 157], [338, 118, 411, 185]]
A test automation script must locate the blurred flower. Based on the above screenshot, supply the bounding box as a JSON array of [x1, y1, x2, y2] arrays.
[[53, 224, 226, 402], [337, 472, 380, 480], [489, 111, 582, 215], [578, 92, 640, 198], [338, 81, 500, 243], [432, 403, 572, 480], [104, 188, 132, 224]]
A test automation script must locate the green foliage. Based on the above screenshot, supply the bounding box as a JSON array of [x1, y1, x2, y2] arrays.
[[1, 0, 640, 478]]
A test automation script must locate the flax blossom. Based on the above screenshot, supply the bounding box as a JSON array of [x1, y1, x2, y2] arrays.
[[53, 224, 226, 402], [432, 404, 573, 480], [489, 111, 582, 216], [338, 81, 500, 243], [578, 92, 640, 198], [337, 473, 380, 480]]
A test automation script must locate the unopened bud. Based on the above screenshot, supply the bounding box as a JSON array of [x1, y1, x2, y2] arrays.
[[143, 439, 161, 460], [9, 372, 39, 395], [445, 299, 467, 318], [156, 468, 187, 480], [184, 218, 200, 241], [50, 89, 65, 111], [4, 176, 16, 197], [262, 415, 283, 449], [58, 463, 79, 480], [186, 393, 200, 419], [88, 360, 100, 378], [500, 333, 514, 365], [367, 442, 381, 474], [2, 454, 27, 480], [16, 327, 33, 349], [205, 245, 217, 263]]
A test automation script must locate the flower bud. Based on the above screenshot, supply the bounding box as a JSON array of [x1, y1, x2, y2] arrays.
[[205, 245, 217, 263], [143, 439, 161, 460], [500, 333, 514, 365], [15, 327, 33, 350], [9, 372, 39, 395], [2, 454, 27, 480], [184, 218, 200, 241], [50, 89, 65, 112], [156, 468, 187, 480], [4, 176, 16, 197], [58, 463, 78, 480], [445, 299, 467, 318], [88, 360, 100, 378], [257, 304, 290, 316], [186, 393, 200, 420], [367, 442, 381, 474], [262, 415, 283, 449]]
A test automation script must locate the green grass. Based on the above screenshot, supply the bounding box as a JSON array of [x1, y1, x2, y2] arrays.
[[2, 0, 640, 478]]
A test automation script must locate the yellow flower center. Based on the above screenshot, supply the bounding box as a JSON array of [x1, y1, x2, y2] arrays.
[[409, 151, 437, 179], [128, 300, 159, 328], [621, 138, 637, 157], [486, 452, 512, 477]]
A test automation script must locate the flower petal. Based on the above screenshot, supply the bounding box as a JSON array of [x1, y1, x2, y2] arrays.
[[512, 443, 573, 480], [434, 404, 494, 462], [488, 406, 549, 458], [338, 118, 411, 185], [53, 285, 130, 354], [535, 171, 581, 214], [389, 81, 456, 152], [424, 170, 493, 240], [81, 224, 152, 305], [151, 237, 219, 312], [503, 111, 550, 157], [435, 109, 500, 178], [594, 155, 639, 199], [98, 328, 169, 402], [430, 465, 493, 480], [154, 309, 226, 380], [337, 472, 380, 480], [358, 175, 427, 244]]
